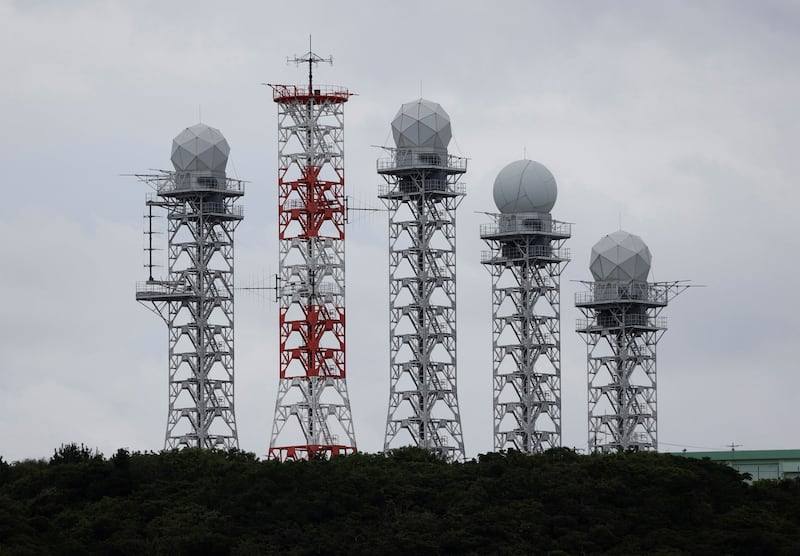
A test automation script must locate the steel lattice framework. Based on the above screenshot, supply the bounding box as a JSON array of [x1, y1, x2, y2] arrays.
[[480, 214, 571, 452], [136, 172, 244, 450], [576, 281, 688, 453], [266, 53, 357, 461], [378, 149, 468, 461]]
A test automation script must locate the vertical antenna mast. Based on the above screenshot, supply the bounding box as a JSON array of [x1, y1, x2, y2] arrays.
[[287, 37, 332, 92], [266, 43, 356, 461], [143, 199, 160, 282]]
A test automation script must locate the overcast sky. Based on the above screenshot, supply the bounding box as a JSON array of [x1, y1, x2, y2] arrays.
[[1, 0, 798, 461]]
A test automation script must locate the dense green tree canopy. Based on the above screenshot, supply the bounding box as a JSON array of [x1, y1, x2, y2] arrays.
[[0, 445, 798, 554]]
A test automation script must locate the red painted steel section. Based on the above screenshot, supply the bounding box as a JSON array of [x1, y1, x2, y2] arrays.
[[270, 84, 352, 104], [278, 165, 345, 241], [271, 86, 353, 459], [279, 305, 345, 378]]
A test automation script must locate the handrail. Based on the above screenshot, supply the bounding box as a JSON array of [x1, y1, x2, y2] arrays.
[[377, 151, 467, 172], [135, 280, 193, 296], [577, 315, 667, 329], [500, 333, 556, 347], [156, 175, 245, 195], [172, 203, 244, 217], [480, 219, 572, 237], [379, 181, 465, 197], [575, 282, 670, 304], [270, 84, 351, 100], [281, 282, 341, 298], [283, 198, 342, 211], [481, 247, 570, 263]]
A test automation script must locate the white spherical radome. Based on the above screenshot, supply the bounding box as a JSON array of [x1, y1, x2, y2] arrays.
[[589, 230, 652, 282], [492, 159, 558, 214], [171, 123, 230, 173], [391, 98, 452, 150]]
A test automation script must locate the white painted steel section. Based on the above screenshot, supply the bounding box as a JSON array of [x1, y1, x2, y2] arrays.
[[576, 278, 688, 453], [379, 103, 467, 460], [481, 209, 571, 453], [135, 155, 243, 450]]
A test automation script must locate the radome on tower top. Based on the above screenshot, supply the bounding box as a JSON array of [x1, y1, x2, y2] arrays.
[[492, 159, 558, 214], [589, 229, 652, 282], [171, 123, 229, 174], [391, 98, 452, 151]]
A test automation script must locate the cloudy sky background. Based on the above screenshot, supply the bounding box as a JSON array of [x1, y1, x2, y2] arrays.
[[1, 0, 798, 461]]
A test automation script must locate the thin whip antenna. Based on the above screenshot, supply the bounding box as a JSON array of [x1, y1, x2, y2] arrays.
[[452, 135, 468, 158], [287, 35, 333, 91]]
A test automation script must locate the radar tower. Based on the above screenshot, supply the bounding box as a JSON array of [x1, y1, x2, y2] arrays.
[[576, 230, 689, 452], [378, 99, 467, 461], [135, 123, 244, 450], [480, 159, 571, 452]]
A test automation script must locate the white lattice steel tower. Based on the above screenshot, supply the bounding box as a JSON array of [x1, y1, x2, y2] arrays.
[[378, 99, 467, 461], [266, 49, 357, 460], [480, 160, 571, 452], [576, 230, 688, 453], [135, 123, 244, 450]]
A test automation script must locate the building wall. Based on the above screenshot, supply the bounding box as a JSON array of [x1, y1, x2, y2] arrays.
[[674, 449, 800, 481]]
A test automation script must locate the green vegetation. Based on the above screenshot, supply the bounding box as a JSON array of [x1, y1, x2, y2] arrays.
[[0, 444, 799, 554]]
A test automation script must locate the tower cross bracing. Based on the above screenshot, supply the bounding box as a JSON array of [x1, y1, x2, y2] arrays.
[[266, 51, 356, 460], [135, 166, 244, 450], [378, 147, 467, 461], [576, 280, 687, 452], [480, 214, 571, 452]]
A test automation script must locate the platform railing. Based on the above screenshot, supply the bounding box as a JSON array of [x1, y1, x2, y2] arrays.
[[575, 282, 661, 304], [481, 247, 570, 263], [172, 203, 244, 217], [282, 198, 343, 211], [135, 280, 192, 296], [156, 175, 245, 195], [378, 181, 466, 197], [577, 315, 667, 329], [480, 218, 571, 237], [377, 151, 467, 172], [270, 84, 351, 101]]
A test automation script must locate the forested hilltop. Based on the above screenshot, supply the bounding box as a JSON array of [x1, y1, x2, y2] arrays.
[[1, 445, 799, 555]]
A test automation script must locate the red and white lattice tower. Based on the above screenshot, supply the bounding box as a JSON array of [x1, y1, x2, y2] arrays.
[[266, 49, 357, 460]]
